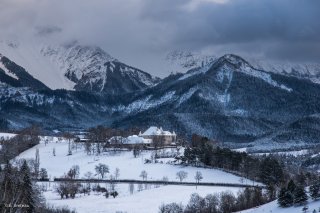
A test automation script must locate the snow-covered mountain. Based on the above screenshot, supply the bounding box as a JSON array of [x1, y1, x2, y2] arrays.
[[249, 58, 320, 84], [0, 54, 48, 90], [166, 50, 320, 84], [1, 39, 320, 148], [165, 50, 216, 74], [0, 38, 160, 94], [113, 54, 320, 144], [41, 42, 160, 93]]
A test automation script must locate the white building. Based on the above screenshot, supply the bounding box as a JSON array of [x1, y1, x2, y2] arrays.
[[139, 126, 177, 146]]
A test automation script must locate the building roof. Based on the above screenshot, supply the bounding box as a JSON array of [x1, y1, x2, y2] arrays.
[[126, 135, 152, 144], [140, 126, 176, 136], [108, 135, 151, 144]]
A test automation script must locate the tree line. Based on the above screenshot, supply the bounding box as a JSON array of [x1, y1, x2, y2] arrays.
[[178, 134, 318, 210], [0, 126, 41, 163], [159, 187, 266, 213]]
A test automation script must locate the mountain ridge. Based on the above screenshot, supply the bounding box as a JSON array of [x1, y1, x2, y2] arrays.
[[0, 49, 319, 150]]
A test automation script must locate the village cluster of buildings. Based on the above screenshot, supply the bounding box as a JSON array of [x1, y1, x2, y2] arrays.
[[108, 126, 177, 147]]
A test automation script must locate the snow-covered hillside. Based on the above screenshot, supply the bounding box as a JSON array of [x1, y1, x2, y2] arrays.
[[240, 199, 320, 213], [10, 136, 260, 213], [15, 138, 254, 184]]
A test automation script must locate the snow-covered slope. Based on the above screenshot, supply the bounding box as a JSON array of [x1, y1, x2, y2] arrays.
[[241, 199, 319, 213], [0, 54, 19, 80], [0, 37, 160, 93], [166, 50, 320, 84], [13, 137, 252, 213], [165, 50, 216, 74], [0, 39, 76, 90], [0, 53, 49, 90], [249, 58, 320, 84], [15, 139, 254, 184]]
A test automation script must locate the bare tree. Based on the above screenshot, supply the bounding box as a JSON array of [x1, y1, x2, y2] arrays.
[[39, 168, 48, 180], [83, 172, 93, 193], [194, 171, 203, 184], [63, 132, 74, 156], [176, 171, 188, 182], [138, 183, 143, 191], [133, 144, 142, 158], [84, 141, 92, 155], [55, 177, 81, 199], [140, 170, 148, 181], [95, 163, 109, 179], [129, 183, 135, 195], [34, 148, 40, 178], [159, 202, 184, 213], [67, 165, 80, 179], [162, 176, 169, 183], [84, 171, 93, 179], [114, 168, 120, 180], [194, 171, 203, 189]]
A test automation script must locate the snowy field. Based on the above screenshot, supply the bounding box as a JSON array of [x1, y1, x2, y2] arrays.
[[240, 199, 320, 213], [11, 136, 261, 213], [15, 138, 255, 184], [41, 183, 242, 213]]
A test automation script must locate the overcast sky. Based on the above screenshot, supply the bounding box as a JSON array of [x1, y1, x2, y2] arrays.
[[0, 0, 319, 77]]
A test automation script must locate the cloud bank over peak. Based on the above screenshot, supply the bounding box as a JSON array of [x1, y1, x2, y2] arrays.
[[0, 0, 319, 76]]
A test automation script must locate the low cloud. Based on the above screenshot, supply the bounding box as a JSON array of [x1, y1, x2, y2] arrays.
[[0, 0, 319, 76]]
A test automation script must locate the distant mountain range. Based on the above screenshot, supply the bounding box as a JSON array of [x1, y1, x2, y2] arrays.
[[1, 37, 320, 150]]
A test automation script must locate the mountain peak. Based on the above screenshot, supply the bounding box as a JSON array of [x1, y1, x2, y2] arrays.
[[215, 54, 252, 69]]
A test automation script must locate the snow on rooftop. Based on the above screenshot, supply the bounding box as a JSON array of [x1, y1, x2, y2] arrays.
[[126, 135, 151, 144], [108, 135, 151, 144], [141, 126, 176, 136]]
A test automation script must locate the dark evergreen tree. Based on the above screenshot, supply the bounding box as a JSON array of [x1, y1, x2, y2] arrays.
[[296, 172, 307, 187], [278, 187, 293, 207], [20, 160, 35, 213], [259, 156, 284, 186], [293, 186, 308, 206], [287, 179, 296, 194], [309, 182, 320, 200]]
